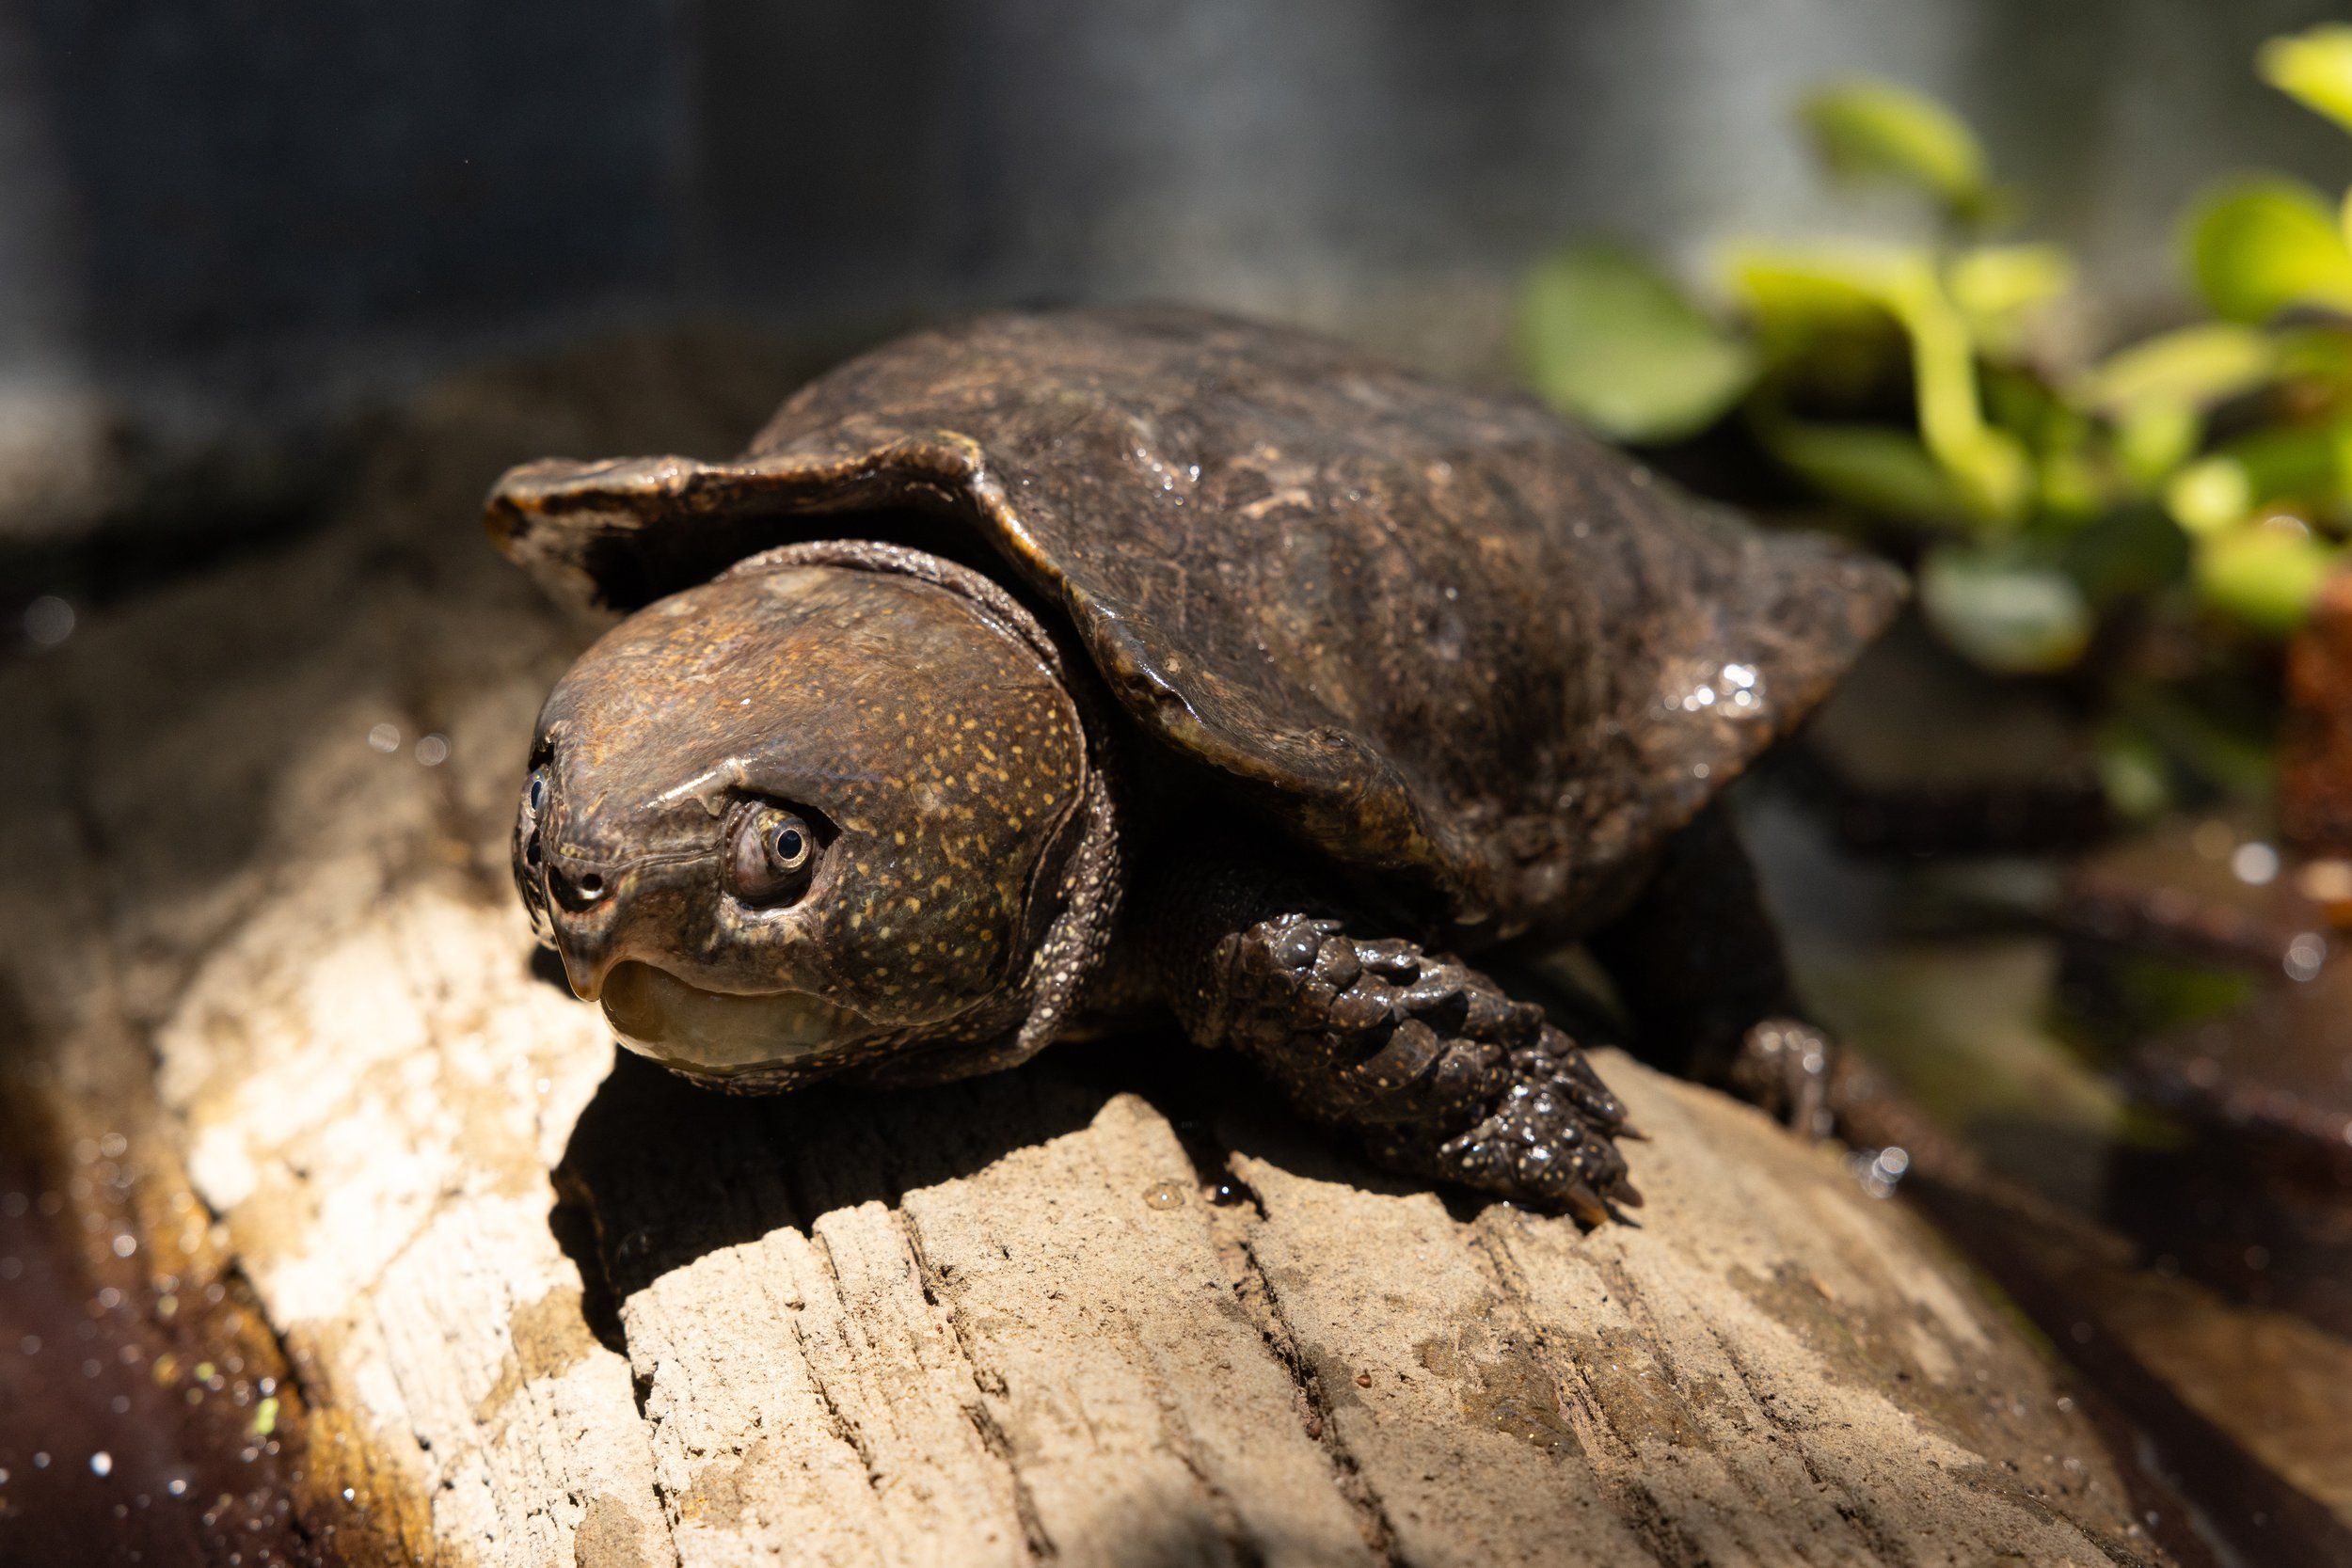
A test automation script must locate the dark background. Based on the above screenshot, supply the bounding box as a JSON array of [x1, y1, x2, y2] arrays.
[[0, 0, 2346, 565]]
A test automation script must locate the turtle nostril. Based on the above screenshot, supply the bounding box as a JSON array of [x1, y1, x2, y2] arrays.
[[546, 860, 611, 913]]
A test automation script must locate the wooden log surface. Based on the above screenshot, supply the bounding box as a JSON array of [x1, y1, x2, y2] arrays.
[[0, 340, 2178, 1567]]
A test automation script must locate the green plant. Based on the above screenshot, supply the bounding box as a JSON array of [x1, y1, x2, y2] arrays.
[[1518, 28, 2352, 695]]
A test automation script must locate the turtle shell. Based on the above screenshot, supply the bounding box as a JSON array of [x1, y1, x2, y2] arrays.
[[488, 307, 1902, 935]]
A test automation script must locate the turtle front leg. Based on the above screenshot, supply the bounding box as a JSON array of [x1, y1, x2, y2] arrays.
[[1146, 863, 1640, 1224], [1591, 801, 1835, 1136]]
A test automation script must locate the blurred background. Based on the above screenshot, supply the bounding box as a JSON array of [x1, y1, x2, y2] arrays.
[[2, 0, 2346, 581]]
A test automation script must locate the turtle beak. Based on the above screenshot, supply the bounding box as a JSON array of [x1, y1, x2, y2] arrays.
[[543, 859, 620, 1000], [538, 844, 654, 1001]]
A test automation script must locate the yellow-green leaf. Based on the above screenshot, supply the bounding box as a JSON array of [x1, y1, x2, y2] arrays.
[[1798, 80, 1992, 221], [2194, 518, 2340, 635], [1949, 244, 2075, 352], [2259, 24, 2352, 135], [2183, 177, 2352, 322], [1727, 241, 2026, 524], [2166, 456, 2253, 534], [2079, 323, 2277, 417], [2114, 404, 2201, 488], [1517, 245, 1757, 442], [1720, 243, 1907, 367], [1759, 419, 1973, 527]]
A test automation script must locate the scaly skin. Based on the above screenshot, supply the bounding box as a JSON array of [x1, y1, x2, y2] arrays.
[[1150, 863, 1640, 1224]]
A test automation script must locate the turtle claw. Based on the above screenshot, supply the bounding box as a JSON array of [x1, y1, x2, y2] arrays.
[[1215, 911, 1642, 1223], [1728, 1018, 1836, 1139]]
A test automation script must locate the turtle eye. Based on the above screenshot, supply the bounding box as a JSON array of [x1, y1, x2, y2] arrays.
[[518, 768, 550, 863], [729, 805, 820, 905], [514, 766, 554, 945]]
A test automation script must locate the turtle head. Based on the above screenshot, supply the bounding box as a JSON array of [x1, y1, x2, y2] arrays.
[[514, 543, 1103, 1086]]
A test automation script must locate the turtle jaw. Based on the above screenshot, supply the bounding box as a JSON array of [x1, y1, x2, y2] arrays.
[[596, 959, 879, 1080]]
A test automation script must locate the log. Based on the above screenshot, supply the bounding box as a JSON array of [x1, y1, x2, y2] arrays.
[[0, 341, 2178, 1567]]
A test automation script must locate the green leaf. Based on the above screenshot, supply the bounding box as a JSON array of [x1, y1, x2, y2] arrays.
[[1727, 240, 2028, 524], [1918, 543, 2094, 673], [2259, 24, 2352, 135], [1759, 419, 1974, 526], [1517, 245, 1758, 442], [1798, 80, 1992, 222], [1878, 258, 2032, 522], [2165, 455, 2253, 534], [2078, 324, 2277, 416], [2193, 519, 2340, 635], [2211, 420, 2343, 505], [2114, 404, 2202, 489], [1948, 244, 2074, 352], [1720, 243, 1908, 374], [2183, 177, 2352, 322]]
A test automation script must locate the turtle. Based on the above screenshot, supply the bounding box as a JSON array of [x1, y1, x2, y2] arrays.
[[488, 306, 1903, 1223]]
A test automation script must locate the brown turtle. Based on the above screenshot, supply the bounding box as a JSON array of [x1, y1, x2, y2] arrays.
[[489, 307, 1901, 1221]]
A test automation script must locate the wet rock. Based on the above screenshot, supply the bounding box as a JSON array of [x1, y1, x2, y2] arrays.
[[2059, 814, 2343, 978], [2106, 951, 2352, 1346], [2130, 957, 2352, 1164]]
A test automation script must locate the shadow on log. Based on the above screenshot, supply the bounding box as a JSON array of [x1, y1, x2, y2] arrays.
[[0, 336, 2182, 1566]]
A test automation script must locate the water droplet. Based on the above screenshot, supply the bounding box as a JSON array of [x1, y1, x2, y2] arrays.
[[24, 594, 75, 647], [1142, 1180, 1186, 1211], [2284, 932, 2328, 982]]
